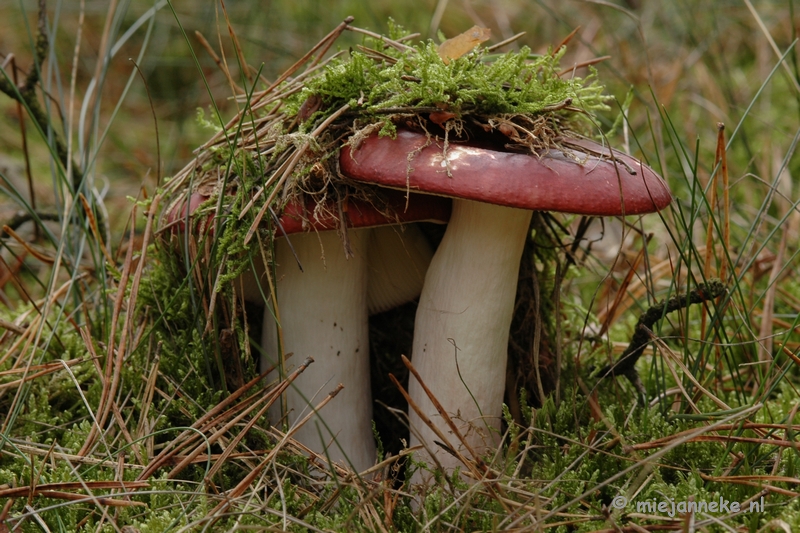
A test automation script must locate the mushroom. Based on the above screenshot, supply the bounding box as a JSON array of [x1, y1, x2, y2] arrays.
[[257, 191, 449, 472], [166, 188, 450, 472], [341, 129, 672, 475]]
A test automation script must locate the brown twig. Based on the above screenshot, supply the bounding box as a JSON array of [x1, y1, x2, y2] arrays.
[[79, 193, 114, 266], [632, 433, 800, 453], [0, 480, 148, 500], [130, 58, 161, 188], [195, 30, 240, 93], [2, 491, 145, 508], [220, 0, 252, 85], [78, 214, 136, 456], [344, 24, 413, 52], [401, 353, 485, 472], [485, 32, 526, 52], [1, 226, 55, 264], [597, 244, 646, 337], [137, 359, 300, 480], [596, 279, 727, 392], [249, 16, 355, 109], [557, 56, 612, 77], [168, 357, 314, 480], [0, 357, 89, 391], [243, 103, 351, 246]]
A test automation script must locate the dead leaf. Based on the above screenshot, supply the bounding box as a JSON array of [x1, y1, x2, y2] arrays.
[[298, 94, 322, 122], [438, 26, 491, 65], [429, 110, 457, 125]]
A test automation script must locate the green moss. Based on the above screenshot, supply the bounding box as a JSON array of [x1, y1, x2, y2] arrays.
[[289, 32, 609, 138]]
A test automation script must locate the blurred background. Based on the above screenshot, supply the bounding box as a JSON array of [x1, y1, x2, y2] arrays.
[[2, 0, 796, 228]]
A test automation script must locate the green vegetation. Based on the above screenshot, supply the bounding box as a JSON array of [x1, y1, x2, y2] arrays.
[[288, 32, 608, 130], [1, 1, 799, 531]]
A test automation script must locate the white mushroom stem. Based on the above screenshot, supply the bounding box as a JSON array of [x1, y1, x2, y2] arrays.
[[243, 224, 435, 310], [252, 223, 436, 472], [409, 199, 532, 477], [261, 228, 376, 472], [367, 224, 435, 315]]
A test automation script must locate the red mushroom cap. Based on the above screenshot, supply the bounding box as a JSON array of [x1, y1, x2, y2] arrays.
[[340, 129, 672, 216], [164, 188, 451, 236], [278, 189, 450, 233]]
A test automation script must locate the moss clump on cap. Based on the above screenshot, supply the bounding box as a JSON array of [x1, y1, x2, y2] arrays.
[[290, 29, 609, 142]]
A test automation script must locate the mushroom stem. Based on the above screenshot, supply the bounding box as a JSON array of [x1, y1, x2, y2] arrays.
[[409, 199, 532, 476], [262, 228, 376, 471], [367, 225, 435, 315]]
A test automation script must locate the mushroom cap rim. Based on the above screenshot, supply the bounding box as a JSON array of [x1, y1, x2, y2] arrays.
[[340, 129, 673, 217]]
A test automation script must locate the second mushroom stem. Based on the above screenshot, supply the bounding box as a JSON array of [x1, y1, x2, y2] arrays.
[[408, 199, 532, 477], [262, 228, 376, 472]]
